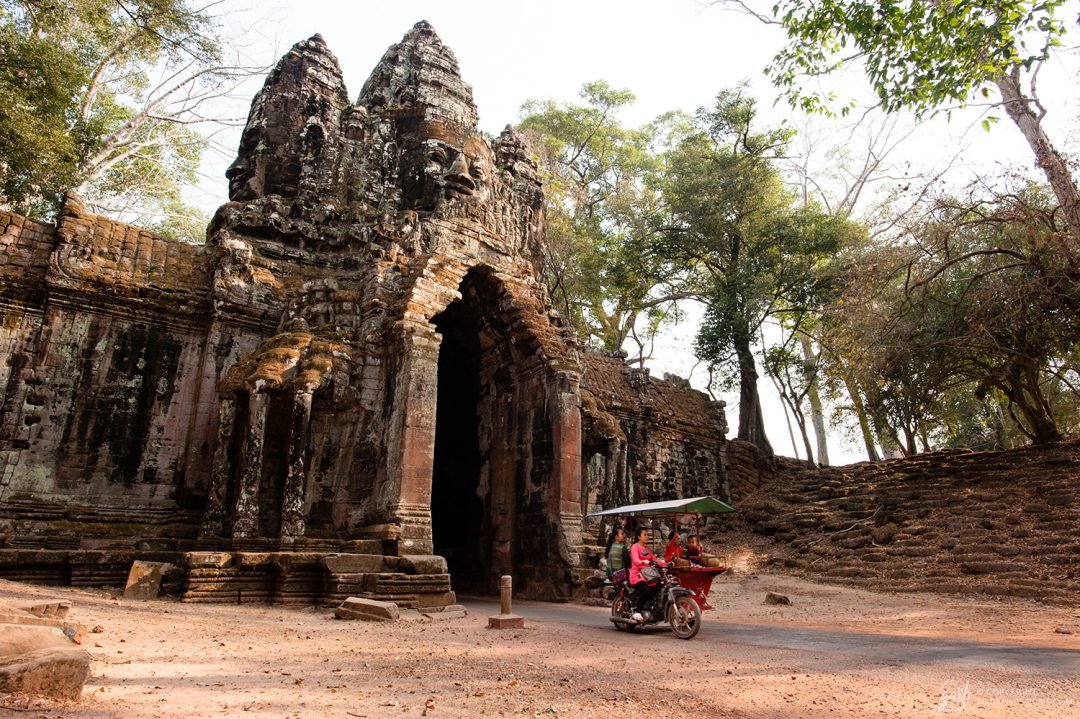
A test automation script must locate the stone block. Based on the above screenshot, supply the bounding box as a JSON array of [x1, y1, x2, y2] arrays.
[[357, 524, 400, 540], [334, 597, 399, 622], [321, 554, 386, 574], [961, 561, 1024, 575], [416, 591, 456, 609], [399, 555, 448, 575], [235, 553, 273, 567], [398, 538, 434, 555], [22, 602, 71, 619], [339, 539, 383, 554], [487, 613, 524, 629], [0, 624, 90, 700], [0, 611, 85, 645], [1046, 492, 1073, 506], [124, 560, 168, 600], [184, 552, 232, 568]]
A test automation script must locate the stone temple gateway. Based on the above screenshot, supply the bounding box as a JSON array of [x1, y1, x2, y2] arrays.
[[0, 23, 729, 604]]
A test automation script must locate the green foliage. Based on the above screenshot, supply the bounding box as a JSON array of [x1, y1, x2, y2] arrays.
[[767, 0, 1067, 116], [520, 82, 687, 355], [0, 0, 223, 227], [819, 180, 1080, 449], [663, 87, 845, 369]]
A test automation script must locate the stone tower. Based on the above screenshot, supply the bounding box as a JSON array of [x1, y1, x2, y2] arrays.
[[202, 22, 584, 595]]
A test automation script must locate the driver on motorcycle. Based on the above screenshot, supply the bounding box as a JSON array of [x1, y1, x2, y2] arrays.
[[629, 526, 666, 622]]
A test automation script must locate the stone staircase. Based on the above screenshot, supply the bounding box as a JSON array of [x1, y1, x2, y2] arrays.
[[726, 439, 1080, 603]]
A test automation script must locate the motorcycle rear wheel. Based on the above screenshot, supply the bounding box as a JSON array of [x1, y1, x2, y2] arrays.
[[667, 595, 702, 639], [611, 594, 635, 632]]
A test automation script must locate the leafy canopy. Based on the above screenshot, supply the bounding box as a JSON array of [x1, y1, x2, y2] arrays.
[[520, 82, 687, 355], [0, 0, 222, 235], [767, 0, 1068, 116], [659, 84, 852, 450]]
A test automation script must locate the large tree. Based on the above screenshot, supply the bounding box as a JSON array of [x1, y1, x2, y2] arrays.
[[0, 0, 257, 235], [519, 82, 689, 357], [659, 86, 848, 456]]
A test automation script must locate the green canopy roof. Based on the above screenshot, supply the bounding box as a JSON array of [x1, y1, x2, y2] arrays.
[[587, 496, 736, 518]]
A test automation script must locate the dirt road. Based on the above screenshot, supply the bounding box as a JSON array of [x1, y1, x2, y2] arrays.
[[2, 573, 1078, 718]]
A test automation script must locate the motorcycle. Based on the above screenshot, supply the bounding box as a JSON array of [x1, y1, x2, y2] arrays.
[[607, 564, 702, 639]]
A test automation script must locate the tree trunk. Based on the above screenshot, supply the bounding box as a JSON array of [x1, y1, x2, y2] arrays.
[[841, 372, 879, 462], [1001, 361, 1062, 444], [768, 371, 802, 460], [799, 335, 830, 466], [996, 70, 1080, 242], [792, 403, 816, 467], [734, 324, 774, 457]]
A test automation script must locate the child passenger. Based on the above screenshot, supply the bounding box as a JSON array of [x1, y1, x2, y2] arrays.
[[684, 535, 703, 565]]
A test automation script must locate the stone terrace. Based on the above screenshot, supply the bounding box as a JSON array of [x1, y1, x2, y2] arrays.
[[726, 438, 1080, 603]]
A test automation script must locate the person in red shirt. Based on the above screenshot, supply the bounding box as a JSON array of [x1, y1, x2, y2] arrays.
[[665, 530, 683, 563]]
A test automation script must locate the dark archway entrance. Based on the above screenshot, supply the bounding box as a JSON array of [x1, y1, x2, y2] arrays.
[[430, 269, 500, 594]]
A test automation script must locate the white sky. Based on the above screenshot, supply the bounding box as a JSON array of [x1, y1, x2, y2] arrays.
[[196, 0, 1080, 464]]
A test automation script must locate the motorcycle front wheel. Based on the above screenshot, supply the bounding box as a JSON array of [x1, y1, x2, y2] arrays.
[[611, 593, 635, 632], [667, 595, 702, 639]]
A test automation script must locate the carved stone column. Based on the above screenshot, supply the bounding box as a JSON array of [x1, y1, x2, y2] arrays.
[[383, 319, 441, 554], [232, 391, 269, 538], [280, 390, 313, 537], [550, 370, 583, 518], [550, 370, 585, 575], [200, 397, 236, 538]]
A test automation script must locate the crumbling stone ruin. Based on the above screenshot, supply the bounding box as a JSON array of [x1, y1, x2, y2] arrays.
[[0, 22, 728, 604], [728, 438, 1080, 603]]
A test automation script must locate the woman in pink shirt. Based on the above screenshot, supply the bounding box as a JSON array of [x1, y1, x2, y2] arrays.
[[629, 527, 666, 620]]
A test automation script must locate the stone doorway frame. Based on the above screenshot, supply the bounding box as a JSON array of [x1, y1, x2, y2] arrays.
[[382, 257, 584, 593]]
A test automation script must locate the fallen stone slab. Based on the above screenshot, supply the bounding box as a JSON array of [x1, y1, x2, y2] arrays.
[[124, 560, 170, 600], [22, 602, 71, 619], [765, 592, 791, 605], [0, 609, 86, 645], [334, 597, 399, 622], [0, 624, 90, 700], [420, 604, 467, 621]]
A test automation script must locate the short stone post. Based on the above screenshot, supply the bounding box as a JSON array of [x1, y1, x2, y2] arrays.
[[487, 575, 524, 629]]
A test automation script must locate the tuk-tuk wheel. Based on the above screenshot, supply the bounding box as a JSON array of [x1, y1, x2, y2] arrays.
[[668, 595, 702, 639], [611, 594, 635, 632]]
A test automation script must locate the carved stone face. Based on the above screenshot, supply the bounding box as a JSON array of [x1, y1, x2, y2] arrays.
[[225, 153, 252, 201], [399, 120, 494, 210]]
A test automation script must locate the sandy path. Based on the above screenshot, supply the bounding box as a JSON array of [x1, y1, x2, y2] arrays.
[[1, 573, 1078, 719]]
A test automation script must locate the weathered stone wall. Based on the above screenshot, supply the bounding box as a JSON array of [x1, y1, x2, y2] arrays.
[[0, 199, 245, 544], [726, 439, 1080, 603], [579, 353, 729, 514], [724, 438, 778, 502]]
